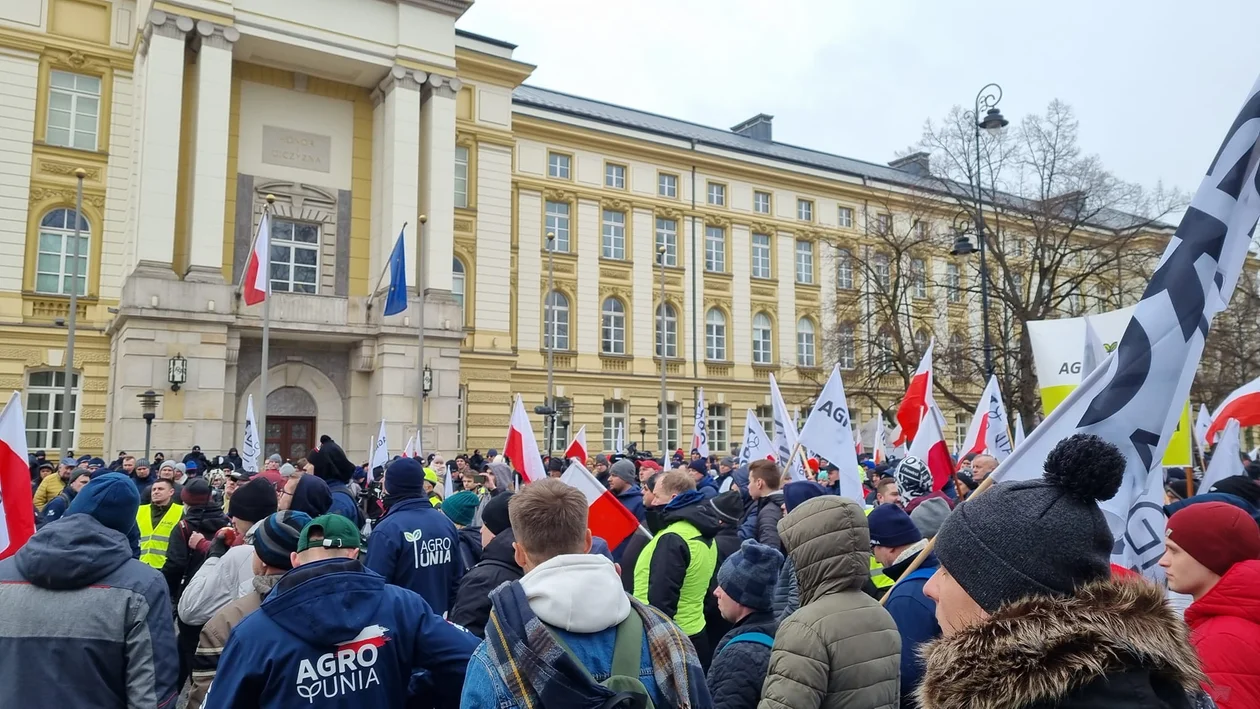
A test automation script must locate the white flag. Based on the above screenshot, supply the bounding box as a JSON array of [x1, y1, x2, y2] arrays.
[[1012, 412, 1026, 449], [797, 364, 864, 499], [1082, 315, 1107, 378], [370, 419, 389, 472], [403, 433, 416, 459], [1194, 403, 1212, 448], [615, 423, 625, 455], [738, 409, 776, 465], [692, 388, 709, 457], [957, 376, 1012, 462], [1201, 418, 1242, 493], [769, 374, 807, 481], [991, 73, 1260, 580], [242, 395, 261, 473]]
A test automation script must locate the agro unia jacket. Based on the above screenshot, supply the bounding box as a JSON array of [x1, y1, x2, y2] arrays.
[[203, 557, 479, 709], [365, 497, 464, 616], [1187, 559, 1260, 709]]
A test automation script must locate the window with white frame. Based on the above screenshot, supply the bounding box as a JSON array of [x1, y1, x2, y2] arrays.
[[547, 152, 571, 179], [756, 405, 774, 442], [603, 400, 627, 452], [835, 247, 853, 289], [914, 328, 931, 355], [663, 402, 681, 451], [452, 258, 466, 323], [954, 413, 969, 451], [876, 328, 895, 368], [795, 240, 814, 284], [753, 191, 771, 214], [705, 308, 727, 361], [601, 297, 626, 355], [46, 71, 101, 151], [601, 210, 625, 260], [751, 233, 772, 279], [837, 206, 854, 228], [658, 173, 677, 198], [704, 226, 726, 273], [916, 220, 929, 239], [946, 262, 962, 303], [873, 253, 890, 290], [707, 404, 728, 454], [545, 201, 570, 252], [796, 318, 816, 367], [454, 146, 469, 208], [707, 182, 726, 206], [655, 303, 678, 358], [544, 290, 570, 350], [752, 312, 773, 364], [35, 208, 89, 296], [911, 258, 927, 298], [797, 199, 813, 222], [949, 333, 967, 378], [269, 219, 320, 294], [548, 397, 571, 454], [25, 370, 79, 449], [605, 163, 626, 189], [655, 218, 678, 267], [876, 213, 892, 234], [837, 322, 856, 370]]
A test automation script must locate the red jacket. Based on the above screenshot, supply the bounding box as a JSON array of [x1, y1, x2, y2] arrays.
[[1187, 559, 1260, 709]]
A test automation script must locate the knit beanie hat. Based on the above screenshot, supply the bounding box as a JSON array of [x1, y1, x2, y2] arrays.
[[135, 458, 151, 469], [1207, 475, 1260, 507], [67, 472, 140, 535], [384, 457, 426, 495], [253, 510, 311, 570], [783, 480, 828, 513], [229, 478, 278, 524], [309, 439, 356, 483], [159, 460, 176, 472], [610, 459, 637, 485], [895, 456, 933, 500], [443, 491, 480, 527], [717, 540, 785, 612], [910, 496, 951, 538], [181, 478, 213, 506], [289, 475, 332, 517], [710, 490, 744, 525], [1166, 501, 1260, 576], [481, 492, 513, 535], [868, 503, 922, 548], [688, 459, 708, 477], [279, 463, 296, 479], [268, 453, 283, 464], [935, 433, 1123, 613]]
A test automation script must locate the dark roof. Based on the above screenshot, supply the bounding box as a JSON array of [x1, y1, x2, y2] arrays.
[[455, 28, 517, 50]]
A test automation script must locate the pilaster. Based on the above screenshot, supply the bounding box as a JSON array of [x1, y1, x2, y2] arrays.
[[419, 75, 460, 293], [370, 66, 423, 293], [185, 21, 240, 282]]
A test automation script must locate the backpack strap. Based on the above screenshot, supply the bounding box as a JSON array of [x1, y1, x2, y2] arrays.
[[610, 606, 645, 680], [724, 632, 774, 649]]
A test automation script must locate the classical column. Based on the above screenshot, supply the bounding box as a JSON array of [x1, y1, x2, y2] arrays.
[[370, 66, 422, 288], [133, 10, 191, 277], [185, 21, 239, 282], [418, 75, 459, 293]]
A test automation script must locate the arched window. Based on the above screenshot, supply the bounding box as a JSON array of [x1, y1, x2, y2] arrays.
[[837, 322, 856, 370], [36, 208, 90, 295], [705, 308, 727, 361], [796, 318, 816, 367], [452, 258, 466, 324], [752, 312, 773, 365], [544, 291, 569, 351], [914, 329, 931, 356], [600, 297, 626, 355], [655, 303, 677, 358]]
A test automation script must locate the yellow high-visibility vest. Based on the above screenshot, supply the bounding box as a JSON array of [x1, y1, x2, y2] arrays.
[[866, 506, 894, 588], [137, 503, 184, 569]]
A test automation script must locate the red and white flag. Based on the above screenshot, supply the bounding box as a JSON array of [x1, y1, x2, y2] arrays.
[[907, 404, 953, 492], [873, 415, 887, 465], [504, 394, 546, 483], [242, 211, 272, 306], [0, 392, 35, 560], [564, 425, 588, 462], [402, 433, 417, 459], [956, 375, 1013, 466], [894, 341, 939, 446], [561, 461, 645, 551], [1206, 374, 1260, 444]]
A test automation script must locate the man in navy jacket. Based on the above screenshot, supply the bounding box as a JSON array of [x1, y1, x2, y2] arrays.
[[366, 457, 463, 615], [869, 503, 940, 707]]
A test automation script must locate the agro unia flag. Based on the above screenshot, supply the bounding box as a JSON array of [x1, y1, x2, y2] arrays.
[[241, 394, 261, 473], [797, 364, 864, 500], [956, 376, 1013, 464], [691, 388, 709, 457], [769, 374, 807, 481], [737, 409, 775, 465], [994, 72, 1260, 580]]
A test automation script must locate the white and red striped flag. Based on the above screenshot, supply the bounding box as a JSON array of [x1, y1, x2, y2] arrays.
[[564, 425, 588, 462], [1206, 374, 1260, 444], [0, 392, 35, 559], [908, 404, 954, 492], [894, 341, 939, 446], [242, 211, 271, 306], [402, 433, 417, 459], [561, 460, 645, 551], [504, 395, 546, 483], [956, 375, 1012, 466]]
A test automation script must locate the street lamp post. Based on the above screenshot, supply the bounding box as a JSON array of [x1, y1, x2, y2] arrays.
[[949, 83, 1009, 379], [657, 245, 668, 468], [416, 214, 428, 444], [542, 232, 556, 457], [137, 390, 161, 460], [60, 167, 86, 458], [638, 417, 646, 450]]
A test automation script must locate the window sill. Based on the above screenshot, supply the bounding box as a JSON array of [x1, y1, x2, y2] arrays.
[[33, 141, 109, 159], [703, 270, 733, 279], [599, 257, 631, 266], [751, 275, 778, 284]]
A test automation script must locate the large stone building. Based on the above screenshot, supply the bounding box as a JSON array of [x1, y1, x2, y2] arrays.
[[2, 0, 1135, 462]]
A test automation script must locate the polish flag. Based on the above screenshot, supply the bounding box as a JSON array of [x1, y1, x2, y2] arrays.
[[564, 425, 588, 462], [504, 395, 546, 483], [907, 404, 953, 492], [0, 392, 35, 560], [894, 341, 937, 446], [872, 415, 887, 465], [561, 461, 644, 551], [402, 433, 416, 459], [242, 211, 272, 305], [1206, 374, 1260, 444], [853, 412, 865, 456]]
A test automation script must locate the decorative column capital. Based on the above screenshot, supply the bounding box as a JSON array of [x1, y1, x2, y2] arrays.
[[193, 19, 240, 52], [422, 73, 462, 101], [140, 9, 194, 56], [374, 65, 424, 106]]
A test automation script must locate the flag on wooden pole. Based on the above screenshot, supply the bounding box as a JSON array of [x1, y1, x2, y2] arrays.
[[797, 364, 864, 500], [564, 425, 588, 461], [0, 392, 35, 560], [737, 409, 775, 465], [562, 461, 645, 551], [241, 394, 261, 473], [505, 395, 546, 483]]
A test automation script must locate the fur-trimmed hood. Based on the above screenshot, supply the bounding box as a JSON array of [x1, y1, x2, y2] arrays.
[[916, 577, 1205, 709]]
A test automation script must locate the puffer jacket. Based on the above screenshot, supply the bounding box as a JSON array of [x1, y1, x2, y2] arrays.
[[753, 491, 785, 551], [707, 610, 778, 709], [1186, 560, 1260, 709], [758, 495, 900, 709], [177, 534, 257, 625], [448, 528, 524, 639], [187, 573, 280, 709], [917, 576, 1210, 709]]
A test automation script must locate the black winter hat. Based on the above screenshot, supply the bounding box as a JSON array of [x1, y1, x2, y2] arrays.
[[709, 490, 744, 525], [309, 439, 356, 483], [481, 492, 513, 535], [934, 433, 1124, 613], [229, 478, 278, 524], [1207, 475, 1260, 507]]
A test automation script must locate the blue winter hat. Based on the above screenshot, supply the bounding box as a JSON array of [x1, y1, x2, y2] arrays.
[[717, 539, 784, 612], [868, 502, 923, 549], [67, 472, 140, 536], [783, 480, 829, 512], [385, 457, 426, 495], [253, 510, 311, 570]]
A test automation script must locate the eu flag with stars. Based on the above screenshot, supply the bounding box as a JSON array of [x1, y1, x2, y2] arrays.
[[383, 227, 408, 316]]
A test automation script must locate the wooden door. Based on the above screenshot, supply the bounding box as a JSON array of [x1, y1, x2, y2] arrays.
[[265, 416, 315, 462]]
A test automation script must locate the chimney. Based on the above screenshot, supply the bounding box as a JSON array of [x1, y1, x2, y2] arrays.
[[731, 113, 774, 142], [889, 151, 931, 177]]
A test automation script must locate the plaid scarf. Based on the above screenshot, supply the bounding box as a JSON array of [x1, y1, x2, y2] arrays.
[[484, 579, 703, 709]]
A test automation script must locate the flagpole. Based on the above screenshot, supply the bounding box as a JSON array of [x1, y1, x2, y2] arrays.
[[259, 194, 275, 460], [416, 215, 427, 440]]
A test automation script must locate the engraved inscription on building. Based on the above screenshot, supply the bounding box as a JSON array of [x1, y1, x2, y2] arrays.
[[262, 126, 331, 173]]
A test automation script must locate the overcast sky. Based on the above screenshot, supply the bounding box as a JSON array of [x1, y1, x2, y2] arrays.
[[459, 0, 1260, 200]]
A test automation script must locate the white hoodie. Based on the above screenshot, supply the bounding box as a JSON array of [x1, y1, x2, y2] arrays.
[[518, 553, 631, 633]]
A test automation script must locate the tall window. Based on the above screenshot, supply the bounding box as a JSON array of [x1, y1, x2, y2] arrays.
[[47, 71, 100, 151], [876, 213, 892, 235], [452, 258, 466, 323], [705, 308, 727, 361], [708, 404, 729, 454], [949, 332, 967, 378], [911, 258, 927, 299], [601, 298, 626, 355], [453, 146, 469, 208], [914, 328, 930, 355], [835, 247, 853, 289], [601, 210, 625, 260], [655, 303, 678, 357], [605, 163, 626, 189], [796, 318, 816, 367], [706, 182, 725, 206], [873, 253, 890, 290], [547, 152, 570, 179], [752, 312, 773, 364], [946, 262, 962, 303], [753, 191, 771, 214], [795, 240, 814, 284], [876, 328, 895, 368], [837, 206, 854, 228], [35, 208, 89, 296], [655, 218, 678, 267], [548, 397, 572, 454], [704, 226, 726, 272], [544, 290, 569, 350], [797, 199, 813, 222], [603, 401, 627, 452], [954, 413, 969, 451], [25, 371, 79, 449], [269, 219, 319, 294], [545, 201, 570, 252], [837, 322, 856, 370], [658, 173, 677, 198], [663, 402, 681, 451], [751, 233, 772, 279], [756, 405, 774, 442]]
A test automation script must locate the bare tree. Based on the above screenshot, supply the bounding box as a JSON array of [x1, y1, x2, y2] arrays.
[[1196, 268, 1260, 407]]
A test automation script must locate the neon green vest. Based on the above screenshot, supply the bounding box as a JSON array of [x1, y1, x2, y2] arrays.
[[633, 519, 717, 636], [137, 503, 183, 569], [866, 506, 894, 588]]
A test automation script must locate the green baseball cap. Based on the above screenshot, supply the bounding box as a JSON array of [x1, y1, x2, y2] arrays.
[[297, 514, 361, 552]]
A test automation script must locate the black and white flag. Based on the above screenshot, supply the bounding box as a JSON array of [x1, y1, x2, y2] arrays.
[[993, 74, 1260, 579]]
